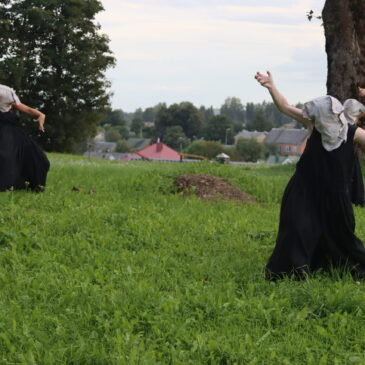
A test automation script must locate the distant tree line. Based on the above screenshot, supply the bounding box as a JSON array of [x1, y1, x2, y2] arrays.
[[99, 96, 301, 161]]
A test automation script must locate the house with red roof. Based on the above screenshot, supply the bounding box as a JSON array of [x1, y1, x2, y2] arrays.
[[125, 140, 181, 162]]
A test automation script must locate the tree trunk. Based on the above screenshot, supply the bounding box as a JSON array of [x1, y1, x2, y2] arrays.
[[322, 0, 365, 102]]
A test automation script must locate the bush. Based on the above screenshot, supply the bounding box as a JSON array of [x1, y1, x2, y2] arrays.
[[116, 140, 132, 153], [185, 140, 226, 159], [235, 138, 265, 162], [104, 126, 130, 142], [164, 126, 188, 150], [105, 129, 121, 142]]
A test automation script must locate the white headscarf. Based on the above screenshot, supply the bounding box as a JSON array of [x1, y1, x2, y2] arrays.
[[303, 95, 365, 151]]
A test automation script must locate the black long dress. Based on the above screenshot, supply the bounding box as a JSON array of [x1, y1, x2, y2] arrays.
[[0, 111, 50, 192], [266, 124, 365, 280]]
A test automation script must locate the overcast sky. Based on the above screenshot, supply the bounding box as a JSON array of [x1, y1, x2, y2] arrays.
[[96, 0, 326, 112]]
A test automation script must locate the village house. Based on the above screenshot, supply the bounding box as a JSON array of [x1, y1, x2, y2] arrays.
[[264, 128, 308, 156], [125, 140, 181, 162]]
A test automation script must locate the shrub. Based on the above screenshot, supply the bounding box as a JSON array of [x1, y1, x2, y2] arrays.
[[116, 140, 132, 153]]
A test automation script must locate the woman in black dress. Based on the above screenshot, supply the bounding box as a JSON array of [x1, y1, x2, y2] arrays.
[[0, 84, 50, 192], [255, 71, 365, 280]]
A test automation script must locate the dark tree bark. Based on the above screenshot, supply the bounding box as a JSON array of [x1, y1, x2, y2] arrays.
[[322, 0, 365, 102]]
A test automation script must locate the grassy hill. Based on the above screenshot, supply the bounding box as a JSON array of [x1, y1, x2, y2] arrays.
[[1, 154, 365, 363]]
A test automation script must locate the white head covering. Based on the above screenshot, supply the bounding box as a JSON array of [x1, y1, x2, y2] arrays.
[[302, 95, 365, 151], [0, 84, 21, 113]]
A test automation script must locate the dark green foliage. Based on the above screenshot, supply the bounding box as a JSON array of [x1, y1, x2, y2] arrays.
[[245, 102, 257, 125], [104, 124, 129, 142], [130, 117, 144, 136], [104, 128, 121, 142], [236, 138, 266, 162], [123, 99, 300, 143], [115, 139, 131, 153], [247, 109, 274, 132], [142, 103, 166, 122], [142, 107, 155, 122], [220, 97, 245, 126], [133, 107, 144, 120], [155, 102, 203, 139], [185, 140, 227, 159], [199, 105, 215, 124], [204, 115, 234, 144], [163, 126, 188, 150], [101, 110, 126, 126], [0, 0, 115, 152], [102, 110, 129, 140], [142, 125, 154, 138], [245, 101, 294, 129]]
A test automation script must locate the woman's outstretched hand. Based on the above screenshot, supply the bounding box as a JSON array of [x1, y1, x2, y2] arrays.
[[359, 87, 365, 98], [12, 103, 46, 132], [34, 113, 45, 132], [255, 71, 274, 89]]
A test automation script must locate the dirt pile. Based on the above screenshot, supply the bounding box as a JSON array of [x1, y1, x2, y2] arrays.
[[172, 174, 256, 204]]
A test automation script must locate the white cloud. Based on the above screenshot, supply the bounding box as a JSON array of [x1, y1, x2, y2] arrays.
[[97, 0, 326, 111]]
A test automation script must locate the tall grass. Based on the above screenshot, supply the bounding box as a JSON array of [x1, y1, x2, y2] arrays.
[[0, 154, 364, 363]]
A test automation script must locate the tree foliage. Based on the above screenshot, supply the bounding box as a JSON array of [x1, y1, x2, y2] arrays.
[[155, 102, 203, 139], [185, 140, 227, 160], [220, 97, 245, 124], [247, 109, 273, 132], [130, 117, 144, 136], [163, 126, 187, 150], [101, 110, 125, 126], [0, 0, 115, 152], [104, 125, 129, 142], [115, 139, 131, 153], [204, 115, 234, 144], [199, 105, 215, 124], [235, 138, 265, 162]]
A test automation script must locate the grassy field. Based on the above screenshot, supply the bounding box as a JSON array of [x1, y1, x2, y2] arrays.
[[1, 154, 365, 364]]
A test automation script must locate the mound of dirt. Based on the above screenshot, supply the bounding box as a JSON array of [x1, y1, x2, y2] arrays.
[[172, 174, 257, 204]]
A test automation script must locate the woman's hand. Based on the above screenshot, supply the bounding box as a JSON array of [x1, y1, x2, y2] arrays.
[[34, 113, 45, 132], [255, 71, 274, 89], [12, 103, 46, 132], [359, 87, 365, 98]]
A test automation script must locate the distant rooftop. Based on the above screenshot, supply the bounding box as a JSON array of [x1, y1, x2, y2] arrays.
[[125, 142, 181, 161], [91, 141, 116, 153], [128, 138, 151, 150], [264, 128, 308, 145]]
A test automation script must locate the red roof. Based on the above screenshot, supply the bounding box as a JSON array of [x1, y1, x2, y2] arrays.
[[125, 142, 181, 161]]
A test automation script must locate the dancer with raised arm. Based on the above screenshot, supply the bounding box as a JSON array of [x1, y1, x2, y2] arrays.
[[255, 71, 365, 280], [0, 84, 50, 192]]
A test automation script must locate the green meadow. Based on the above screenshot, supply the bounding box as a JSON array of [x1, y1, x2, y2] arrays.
[[1, 154, 365, 364]]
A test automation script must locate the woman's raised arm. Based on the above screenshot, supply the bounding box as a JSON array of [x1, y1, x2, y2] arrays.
[[255, 71, 312, 129], [12, 103, 45, 132]]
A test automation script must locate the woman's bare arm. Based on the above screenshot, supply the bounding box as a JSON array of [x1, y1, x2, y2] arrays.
[[255, 71, 312, 130], [354, 127, 365, 146], [12, 103, 45, 132]]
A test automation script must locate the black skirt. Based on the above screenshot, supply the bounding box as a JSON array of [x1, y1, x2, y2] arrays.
[[266, 125, 365, 280], [0, 111, 50, 192]]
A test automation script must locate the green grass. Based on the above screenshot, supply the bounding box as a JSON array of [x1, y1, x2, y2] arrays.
[[0, 154, 365, 364]]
